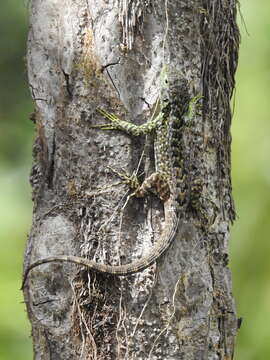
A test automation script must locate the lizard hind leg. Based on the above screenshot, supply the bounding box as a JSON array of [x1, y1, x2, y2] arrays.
[[107, 167, 170, 202], [106, 166, 142, 197], [134, 172, 170, 202]]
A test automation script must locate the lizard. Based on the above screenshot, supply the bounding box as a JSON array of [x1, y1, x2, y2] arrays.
[[21, 66, 193, 289]]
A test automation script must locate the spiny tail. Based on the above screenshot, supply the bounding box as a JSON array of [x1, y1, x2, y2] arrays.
[[21, 201, 179, 289]]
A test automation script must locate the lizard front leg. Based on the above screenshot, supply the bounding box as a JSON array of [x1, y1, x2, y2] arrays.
[[95, 108, 163, 136]]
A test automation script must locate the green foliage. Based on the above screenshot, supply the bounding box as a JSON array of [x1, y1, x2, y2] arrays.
[[0, 2, 33, 359], [231, 1, 270, 358], [0, 1, 269, 358]]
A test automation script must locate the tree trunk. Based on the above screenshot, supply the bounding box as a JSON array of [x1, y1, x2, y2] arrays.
[[23, 0, 240, 359]]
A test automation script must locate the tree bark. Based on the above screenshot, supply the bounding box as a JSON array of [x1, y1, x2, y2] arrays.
[[23, 1, 240, 359]]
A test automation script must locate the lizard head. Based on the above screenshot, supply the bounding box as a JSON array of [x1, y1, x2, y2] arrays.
[[160, 66, 190, 115]]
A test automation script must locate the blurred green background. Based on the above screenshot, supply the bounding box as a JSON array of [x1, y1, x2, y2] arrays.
[[0, 1, 269, 359]]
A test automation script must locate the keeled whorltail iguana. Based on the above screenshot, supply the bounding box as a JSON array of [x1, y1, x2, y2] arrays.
[[22, 67, 194, 289]]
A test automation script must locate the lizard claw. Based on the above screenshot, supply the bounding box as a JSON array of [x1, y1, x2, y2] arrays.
[[96, 108, 120, 121], [94, 108, 122, 130], [107, 166, 140, 192], [91, 123, 118, 130]]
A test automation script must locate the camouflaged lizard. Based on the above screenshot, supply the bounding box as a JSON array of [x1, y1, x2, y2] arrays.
[[22, 67, 194, 288]]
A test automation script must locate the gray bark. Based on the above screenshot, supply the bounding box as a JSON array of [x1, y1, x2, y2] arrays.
[[23, 0, 240, 359]]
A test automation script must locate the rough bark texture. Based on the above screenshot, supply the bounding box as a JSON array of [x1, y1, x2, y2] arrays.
[[23, 0, 240, 359]]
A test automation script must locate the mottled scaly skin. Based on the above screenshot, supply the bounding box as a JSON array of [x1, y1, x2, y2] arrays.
[[22, 68, 190, 288]]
